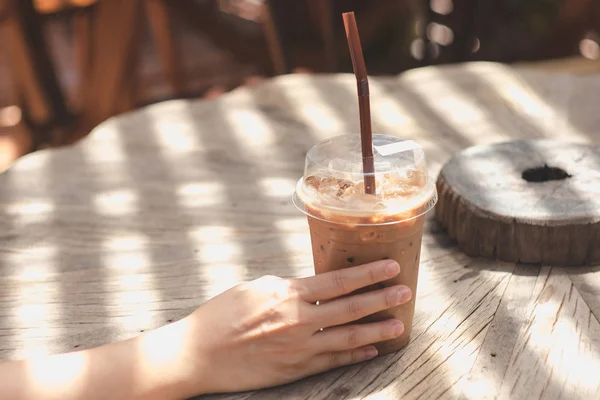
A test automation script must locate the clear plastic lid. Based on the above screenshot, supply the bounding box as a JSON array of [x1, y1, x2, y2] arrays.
[[293, 134, 438, 225]]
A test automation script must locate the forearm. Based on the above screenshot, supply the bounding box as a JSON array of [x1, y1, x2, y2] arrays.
[[0, 320, 199, 400]]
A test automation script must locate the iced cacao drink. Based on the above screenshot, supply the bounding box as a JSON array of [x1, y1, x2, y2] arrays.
[[293, 134, 437, 354]]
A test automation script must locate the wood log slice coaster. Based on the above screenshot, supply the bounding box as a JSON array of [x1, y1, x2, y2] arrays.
[[435, 139, 600, 266]]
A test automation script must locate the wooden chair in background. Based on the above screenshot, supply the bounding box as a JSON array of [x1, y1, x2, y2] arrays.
[[2, 0, 72, 149], [1, 0, 292, 155]]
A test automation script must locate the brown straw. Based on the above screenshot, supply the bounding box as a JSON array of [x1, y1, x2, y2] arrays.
[[342, 11, 376, 195]]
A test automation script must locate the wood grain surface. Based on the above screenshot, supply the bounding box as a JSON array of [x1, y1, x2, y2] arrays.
[[1, 62, 599, 399]]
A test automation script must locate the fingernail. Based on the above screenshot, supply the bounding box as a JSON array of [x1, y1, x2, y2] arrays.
[[391, 321, 404, 337], [396, 287, 412, 304], [365, 346, 378, 358], [384, 261, 400, 276]]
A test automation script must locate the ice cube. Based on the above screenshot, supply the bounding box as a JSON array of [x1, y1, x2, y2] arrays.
[[340, 180, 365, 200], [348, 193, 379, 210], [318, 177, 341, 197], [382, 184, 419, 199], [305, 175, 321, 190], [384, 168, 426, 188], [354, 181, 366, 195], [404, 169, 427, 187], [337, 179, 353, 197]]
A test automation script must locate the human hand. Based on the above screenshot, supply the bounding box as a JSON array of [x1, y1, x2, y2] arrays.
[[174, 259, 412, 396]]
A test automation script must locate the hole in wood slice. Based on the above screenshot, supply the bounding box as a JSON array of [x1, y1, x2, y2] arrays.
[[522, 164, 572, 183]]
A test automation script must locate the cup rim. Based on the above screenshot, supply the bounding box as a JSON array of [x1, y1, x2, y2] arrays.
[[292, 178, 439, 226]]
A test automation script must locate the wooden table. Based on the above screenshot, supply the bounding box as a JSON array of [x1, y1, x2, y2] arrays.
[[1, 62, 599, 399]]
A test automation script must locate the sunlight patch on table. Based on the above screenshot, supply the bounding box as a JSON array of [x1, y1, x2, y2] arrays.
[[189, 225, 242, 264], [15, 301, 57, 326], [273, 218, 319, 275], [403, 71, 486, 120], [102, 234, 150, 272], [104, 234, 148, 251], [225, 108, 275, 155], [5, 201, 54, 217], [414, 294, 462, 330], [188, 225, 236, 242], [279, 231, 313, 274], [146, 107, 202, 154], [500, 273, 600, 397], [11, 151, 50, 172], [9, 245, 58, 281], [259, 177, 296, 197], [111, 276, 158, 330], [188, 225, 246, 295], [466, 63, 590, 142], [369, 81, 418, 129], [414, 262, 436, 294], [102, 233, 158, 329], [8, 244, 57, 261], [279, 232, 311, 254], [195, 241, 241, 264], [403, 72, 513, 143], [13, 275, 60, 358], [460, 375, 496, 400], [465, 63, 555, 118], [201, 263, 246, 297], [519, 301, 600, 392], [363, 391, 398, 400], [82, 125, 127, 163], [391, 284, 486, 398], [93, 189, 138, 216], [299, 104, 344, 132], [273, 218, 312, 252], [114, 273, 149, 288], [12, 245, 59, 354], [274, 217, 308, 232], [103, 252, 150, 271], [14, 264, 56, 282], [433, 330, 485, 398], [176, 182, 225, 208], [275, 76, 344, 133]]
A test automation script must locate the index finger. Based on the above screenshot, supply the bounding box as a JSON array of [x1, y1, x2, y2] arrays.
[[296, 260, 400, 303]]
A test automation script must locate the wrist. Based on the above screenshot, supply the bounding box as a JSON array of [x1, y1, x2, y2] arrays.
[[133, 317, 208, 399]]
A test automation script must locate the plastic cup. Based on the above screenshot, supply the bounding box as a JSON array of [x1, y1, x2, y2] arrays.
[[293, 133, 437, 354]]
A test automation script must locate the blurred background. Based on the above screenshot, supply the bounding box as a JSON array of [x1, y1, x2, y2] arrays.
[[1, 0, 599, 170]]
